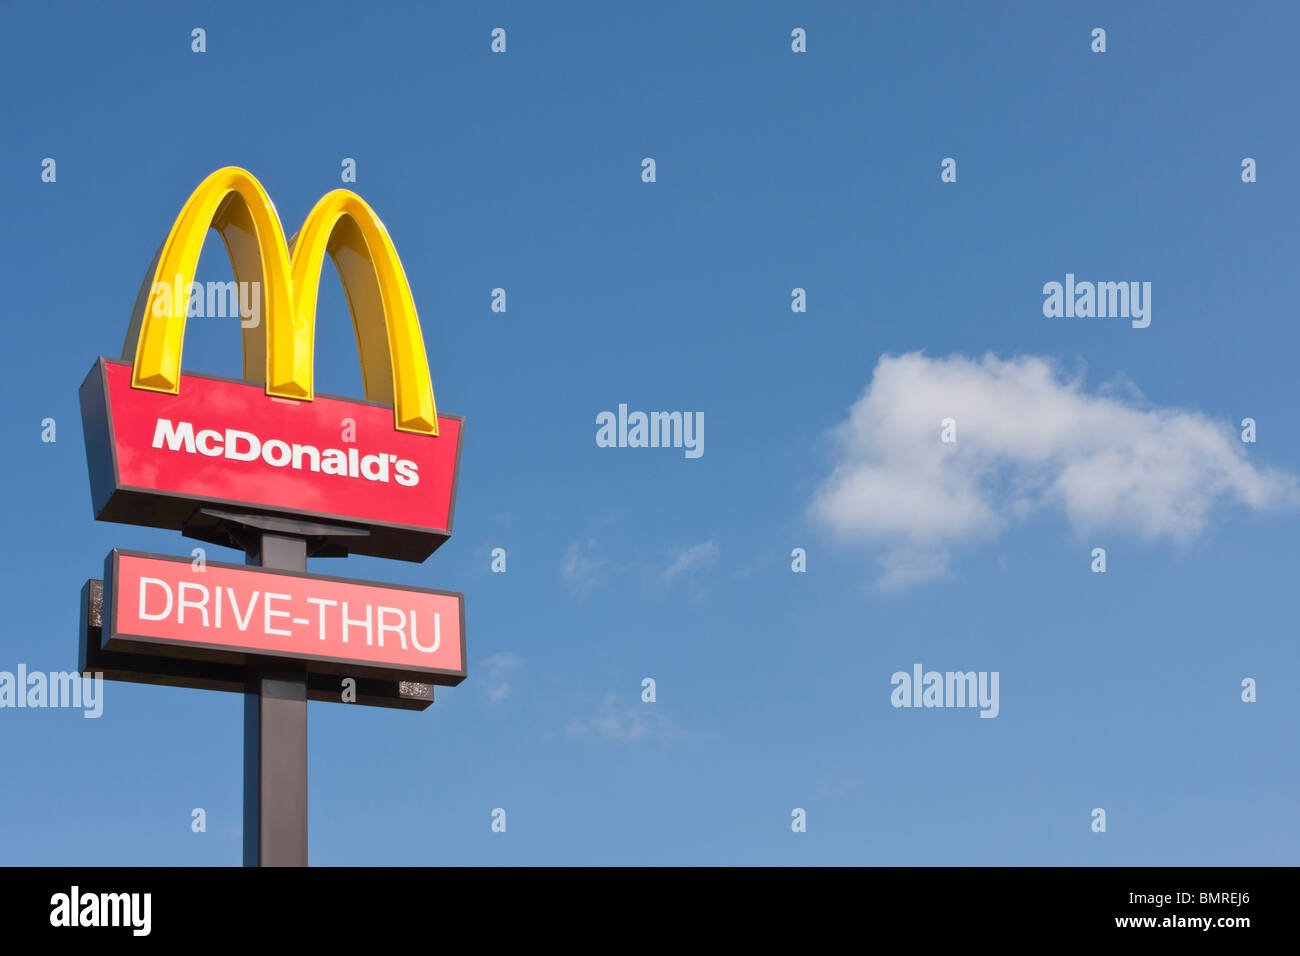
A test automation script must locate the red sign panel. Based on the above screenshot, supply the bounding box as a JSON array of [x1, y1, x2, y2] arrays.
[[103, 550, 466, 686], [80, 358, 464, 562]]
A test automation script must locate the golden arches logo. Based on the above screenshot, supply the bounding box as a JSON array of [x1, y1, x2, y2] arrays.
[[121, 167, 439, 436]]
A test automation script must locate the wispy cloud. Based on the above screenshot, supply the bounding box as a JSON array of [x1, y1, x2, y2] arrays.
[[811, 352, 1299, 591], [480, 652, 522, 703], [567, 692, 680, 743], [662, 540, 720, 584], [561, 538, 605, 598], [814, 773, 865, 799]]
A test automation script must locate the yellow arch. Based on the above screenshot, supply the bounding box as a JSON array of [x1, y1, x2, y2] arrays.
[[290, 190, 437, 435], [122, 167, 438, 436]]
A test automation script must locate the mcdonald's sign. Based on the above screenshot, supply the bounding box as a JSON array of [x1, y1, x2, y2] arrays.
[[79, 168, 463, 562]]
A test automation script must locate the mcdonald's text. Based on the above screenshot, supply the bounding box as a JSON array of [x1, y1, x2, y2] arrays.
[[150, 418, 421, 486]]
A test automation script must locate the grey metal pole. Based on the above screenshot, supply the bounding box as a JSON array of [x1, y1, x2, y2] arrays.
[[242, 531, 309, 866]]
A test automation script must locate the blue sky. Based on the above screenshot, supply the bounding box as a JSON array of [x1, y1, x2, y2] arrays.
[[1, 1, 1297, 864]]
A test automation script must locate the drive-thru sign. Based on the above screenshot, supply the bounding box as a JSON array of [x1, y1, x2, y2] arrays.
[[105, 550, 466, 685], [78, 167, 466, 866]]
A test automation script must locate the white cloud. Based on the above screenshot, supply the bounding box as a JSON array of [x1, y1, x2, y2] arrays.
[[480, 651, 522, 703], [662, 540, 720, 584], [561, 539, 605, 598], [810, 352, 1298, 590], [567, 692, 679, 743]]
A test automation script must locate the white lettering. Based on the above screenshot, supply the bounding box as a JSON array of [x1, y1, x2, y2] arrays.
[[411, 611, 441, 653], [138, 578, 173, 621], [263, 592, 292, 636], [146, 419, 420, 486]]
